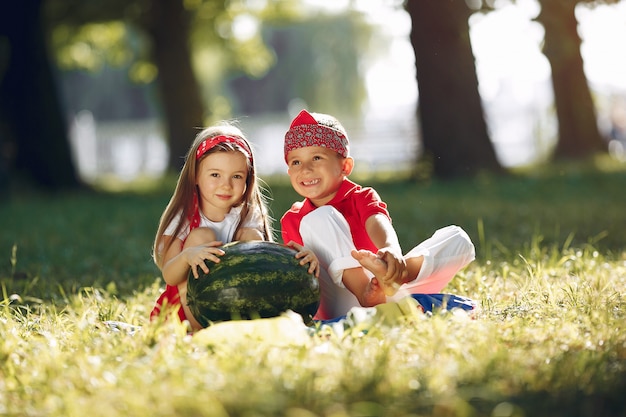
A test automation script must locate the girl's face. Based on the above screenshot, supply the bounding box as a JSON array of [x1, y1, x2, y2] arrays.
[[286, 146, 353, 207], [196, 151, 249, 221]]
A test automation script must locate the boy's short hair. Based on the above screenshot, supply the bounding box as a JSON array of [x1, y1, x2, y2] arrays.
[[284, 109, 350, 162]]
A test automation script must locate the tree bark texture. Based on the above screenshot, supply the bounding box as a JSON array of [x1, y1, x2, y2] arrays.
[[536, 0, 606, 158], [141, 0, 206, 171], [406, 0, 502, 178], [0, 0, 81, 191]]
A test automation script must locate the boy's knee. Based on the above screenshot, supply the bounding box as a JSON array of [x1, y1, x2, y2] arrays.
[[457, 226, 475, 251], [449, 225, 476, 262], [184, 227, 217, 247], [302, 205, 340, 223], [428, 225, 475, 261], [301, 206, 349, 232], [301, 206, 351, 245]]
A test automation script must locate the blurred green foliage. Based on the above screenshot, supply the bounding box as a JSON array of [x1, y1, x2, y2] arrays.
[[45, 0, 377, 119]]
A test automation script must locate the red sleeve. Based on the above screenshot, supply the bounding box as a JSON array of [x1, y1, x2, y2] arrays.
[[335, 185, 390, 251], [353, 187, 390, 224], [280, 202, 305, 245]]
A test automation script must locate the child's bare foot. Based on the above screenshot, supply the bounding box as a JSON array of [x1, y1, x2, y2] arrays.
[[352, 250, 386, 279], [362, 277, 387, 306], [352, 250, 398, 296]]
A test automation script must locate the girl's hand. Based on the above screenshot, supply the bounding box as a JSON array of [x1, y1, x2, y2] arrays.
[[286, 241, 320, 278], [185, 241, 225, 279]]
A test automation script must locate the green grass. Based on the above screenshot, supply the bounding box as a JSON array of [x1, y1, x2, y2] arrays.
[[1, 157, 626, 416]]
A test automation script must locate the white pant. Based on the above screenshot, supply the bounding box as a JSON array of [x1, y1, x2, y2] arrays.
[[299, 206, 475, 320]]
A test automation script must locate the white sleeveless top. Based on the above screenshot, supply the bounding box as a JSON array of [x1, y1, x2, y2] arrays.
[[164, 205, 264, 243]]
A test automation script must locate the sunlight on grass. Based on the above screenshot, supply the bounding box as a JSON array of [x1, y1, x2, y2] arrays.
[[1, 240, 625, 416], [1, 161, 625, 416]]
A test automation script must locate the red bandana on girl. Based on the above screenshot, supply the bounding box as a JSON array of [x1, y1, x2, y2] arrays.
[[284, 109, 349, 162]]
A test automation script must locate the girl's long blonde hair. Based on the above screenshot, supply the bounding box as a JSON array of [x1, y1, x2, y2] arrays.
[[152, 122, 273, 268]]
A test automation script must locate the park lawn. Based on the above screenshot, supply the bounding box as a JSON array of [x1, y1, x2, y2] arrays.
[[0, 157, 625, 417]]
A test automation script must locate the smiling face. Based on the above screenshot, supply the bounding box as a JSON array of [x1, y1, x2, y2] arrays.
[[196, 151, 249, 221], [286, 146, 353, 207]]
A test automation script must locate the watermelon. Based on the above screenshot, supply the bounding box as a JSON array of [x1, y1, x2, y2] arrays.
[[185, 241, 320, 327]]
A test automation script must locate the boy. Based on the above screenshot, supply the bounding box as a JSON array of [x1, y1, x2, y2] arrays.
[[281, 109, 475, 320]]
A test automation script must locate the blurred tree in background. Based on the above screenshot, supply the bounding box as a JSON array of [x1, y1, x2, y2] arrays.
[[0, 0, 81, 193], [45, 0, 211, 171], [0, 0, 620, 192], [43, 0, 367, 172], [139, 0, 205, 170], [228, 13, 370, 116], [476, 0, 618, 160], [406, 0, 503, 178], [534, 0, 613, 159]]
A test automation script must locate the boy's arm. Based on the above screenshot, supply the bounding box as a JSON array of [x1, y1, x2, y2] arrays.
[[364, 214, 408, 285]]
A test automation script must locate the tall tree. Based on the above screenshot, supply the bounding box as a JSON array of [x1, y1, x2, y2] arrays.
[[0, 0, 81, 191], [45, 0, 206, 172], [139, 0, 205, 170], [45, 0, 304, 172], [535, 0, 608, 158], [406, 0, 502, 178]]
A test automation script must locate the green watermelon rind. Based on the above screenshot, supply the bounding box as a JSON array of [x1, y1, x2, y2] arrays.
[[186, 241, 320, 327]]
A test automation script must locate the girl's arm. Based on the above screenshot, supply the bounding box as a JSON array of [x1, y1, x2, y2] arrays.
[[235, 227, 265, 241], [364, 214, 408, 285], [160, 236, 224, 285]]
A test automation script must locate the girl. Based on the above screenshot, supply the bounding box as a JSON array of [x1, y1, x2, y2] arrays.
[[150, 123, 274, 330]]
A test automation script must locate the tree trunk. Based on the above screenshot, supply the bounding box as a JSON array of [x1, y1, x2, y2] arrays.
[[536, 0, 606, 158], [142, 0, 205, 171], [0, 0, 81, 191], [406, 0, 502, 178]]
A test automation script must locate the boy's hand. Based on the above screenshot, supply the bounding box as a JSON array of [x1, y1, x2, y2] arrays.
[[286, 241, 320, 277], [377, 248, 408, 292], [351, 249, 398, 296]]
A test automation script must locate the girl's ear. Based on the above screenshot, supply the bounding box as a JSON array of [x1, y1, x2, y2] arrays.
[[341, 157, 354, 176]]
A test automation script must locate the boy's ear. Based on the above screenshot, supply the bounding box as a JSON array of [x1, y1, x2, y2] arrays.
[[341, 157, 354, 176]]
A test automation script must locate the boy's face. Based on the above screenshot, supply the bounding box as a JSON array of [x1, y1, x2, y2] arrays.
[[286, 146, 353, 207]]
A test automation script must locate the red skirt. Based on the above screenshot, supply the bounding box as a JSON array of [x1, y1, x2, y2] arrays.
[[150, 284, 187, 322]]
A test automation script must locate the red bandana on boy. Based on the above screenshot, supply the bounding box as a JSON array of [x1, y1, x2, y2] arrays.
[[284, 110, 349, 162]]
